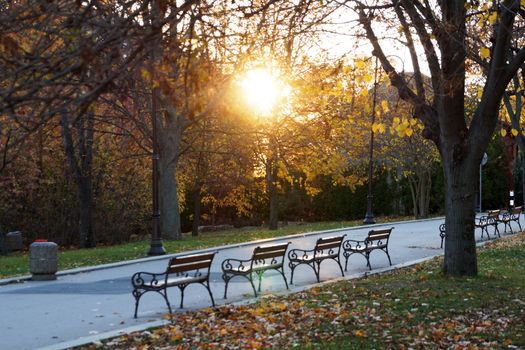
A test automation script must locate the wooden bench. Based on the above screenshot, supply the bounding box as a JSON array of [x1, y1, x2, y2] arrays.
[[342, 228, 393, 271], [221, 242, 290, 299], [498, 206, 523, 233], [475, 209, 500, 239], [131, 252, 216, 318], [287, 235, 346, 284]]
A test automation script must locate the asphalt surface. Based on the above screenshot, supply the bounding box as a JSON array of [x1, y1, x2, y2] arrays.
[[0, 216, 519, 350]]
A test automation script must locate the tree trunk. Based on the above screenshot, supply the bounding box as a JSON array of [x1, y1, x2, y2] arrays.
[[424, 170, 431, 217], [522, 153, 525, 207], [0, 226, 7, 256], [60, 109, 96, 248], [418, 170, 431, 218], [267, 159, 278, 230], [408, 176, 418, 218], [192, 183, 202, 237], [158, 151, 182, 240], [442, 157, 478, 276], [78, 176, 95, 248]]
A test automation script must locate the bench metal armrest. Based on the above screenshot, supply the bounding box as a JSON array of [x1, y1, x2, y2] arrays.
[[476, 216, 489, 224], [131, 271, 166, 289], [221, 258, 252, 273], [288, 248, 315, 260], [343, 239, 366, 250]]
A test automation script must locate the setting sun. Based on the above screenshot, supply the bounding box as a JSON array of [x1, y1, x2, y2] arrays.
[[240, 68, 288, 115]]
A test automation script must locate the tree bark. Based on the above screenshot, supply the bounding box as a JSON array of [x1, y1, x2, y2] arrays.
[[77, 175, 95, 247], [267, 159, 279, 230], [158, 138, 182, 240], [192, 183, 202, 237], [407, 168, 431, 219], [442, 150, 478, 275], [156, 99, 186, 240], [0, 226, 6, 256], [60, 109, 96, 248], [419, 169, 431, 218]]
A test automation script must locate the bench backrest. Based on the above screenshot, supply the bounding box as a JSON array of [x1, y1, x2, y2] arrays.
[[314, 235, 346, 257], [166, 252, 216, 277], [487, 209, 500, 220], [366, 228, 393, 244], [511, 206, 522, 216], [251, 242, 290, 267]]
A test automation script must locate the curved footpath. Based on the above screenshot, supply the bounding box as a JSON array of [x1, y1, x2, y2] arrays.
[[0, 216, 519, 350]]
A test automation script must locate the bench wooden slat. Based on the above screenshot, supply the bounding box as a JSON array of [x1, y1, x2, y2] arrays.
[[172, 252, 216, 264], [254, 243, 289, 253], [316, 241, 342, 250], [316, 236, 345, 250], [168, 260, 212, 274], [368, 232, 390, 241], [318, 236, 345, 244], [254, 250, 288, 260], [487, 210, 500, 219]]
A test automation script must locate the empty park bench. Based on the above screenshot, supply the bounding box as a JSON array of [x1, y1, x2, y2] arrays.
[[498, 206, 523, 233], [221, 242, 290, 298], [288, 235, 346, 284], [475, 209, 500, 239], [131, 252, 216, 318], [342, 228, 393, 271]]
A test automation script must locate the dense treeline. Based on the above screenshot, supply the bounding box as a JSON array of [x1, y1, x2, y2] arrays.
[[0, 132, 514, 246]]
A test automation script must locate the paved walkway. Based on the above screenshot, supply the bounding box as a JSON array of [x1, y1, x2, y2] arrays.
[[0, 216, 520, 350]]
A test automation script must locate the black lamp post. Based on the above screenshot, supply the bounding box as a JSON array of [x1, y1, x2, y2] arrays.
[[148, 2, 166, 256], [148, 83, 166, 256], [364, 57, 380, 225]]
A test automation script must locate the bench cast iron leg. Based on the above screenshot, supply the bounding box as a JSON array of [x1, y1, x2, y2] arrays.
[[256, 271, 263, 292], [222, 274, 231, 299], [343, 252, 350, 272], [204, 282, 215, 307], [179, 285, 186, 309], [132, 290, 142, 319], [289, 262, 296, 285], [505, 221, 513, 234], [335, 257, 345, 277], [160, 288, 173, 315], [385, 248, 392, 266], [278, 267, 289, 290], [248, 273, 258, 297], [314, 261, 320, 282]]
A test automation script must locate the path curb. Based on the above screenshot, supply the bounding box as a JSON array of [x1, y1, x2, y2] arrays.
[[0, 217, 445, 286]]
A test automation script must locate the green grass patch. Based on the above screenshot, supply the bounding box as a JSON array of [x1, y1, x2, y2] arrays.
[[0, 217, 407, 279], [78, 232, 525, 350]]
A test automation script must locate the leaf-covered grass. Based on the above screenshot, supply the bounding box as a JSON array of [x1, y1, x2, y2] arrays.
[[0, 218, 407, 278], [79, 232, 525, 350]]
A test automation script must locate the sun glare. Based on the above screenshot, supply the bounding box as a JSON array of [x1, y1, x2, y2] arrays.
[[240, 69, 288, 115]]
